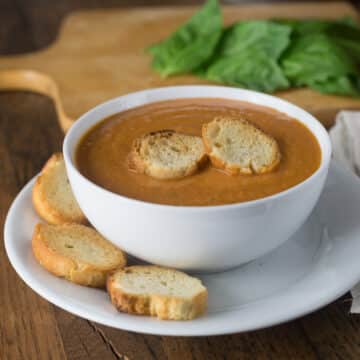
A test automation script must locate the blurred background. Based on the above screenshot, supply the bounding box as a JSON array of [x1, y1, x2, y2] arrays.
[[2, 0, 360, 55]]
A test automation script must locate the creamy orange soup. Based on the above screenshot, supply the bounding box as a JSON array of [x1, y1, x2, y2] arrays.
[[76, 98, 321, 206]]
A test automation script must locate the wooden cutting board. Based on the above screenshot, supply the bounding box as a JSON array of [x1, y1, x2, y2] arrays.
[[0, 2, 359, 132]]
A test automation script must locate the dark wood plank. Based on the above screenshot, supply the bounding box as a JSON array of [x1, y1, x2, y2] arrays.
[[53, 308, 118, 360], [0, 92, 117, 360], [0, 92, 66, 360], [14, 0, 202, 53], [94, 318, 321, 359], [300, 300, 360, 359], [1, 97, 358, 359], [92, 298, 358, 360], [0, 0, 35, 54], [1, 92, 347, 360], [12, 0, 360, 55], [1, 1, 360, 359]]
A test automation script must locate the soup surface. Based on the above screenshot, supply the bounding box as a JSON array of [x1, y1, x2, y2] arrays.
[[76, 98, 321, 206]]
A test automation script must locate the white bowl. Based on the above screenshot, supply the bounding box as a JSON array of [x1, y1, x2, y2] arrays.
[[63, 86, 331, 272]]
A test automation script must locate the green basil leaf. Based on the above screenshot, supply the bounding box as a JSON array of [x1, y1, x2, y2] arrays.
[[282, 33, 360, 96], [326, 23, 360, 62], [275, 18, 360, 62], [200, 21, 291, 93], [148, 0, 222, 77], [275, 17, 358, 36], [308, 76, 360, 97], [206, 50, 290, 93], [218, 21, 292, 60]]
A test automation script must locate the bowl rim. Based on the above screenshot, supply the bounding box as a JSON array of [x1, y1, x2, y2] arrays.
[[63, 85, 332, 212]]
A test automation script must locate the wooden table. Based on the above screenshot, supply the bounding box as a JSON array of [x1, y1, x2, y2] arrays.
[[1, 1, 360, 359]]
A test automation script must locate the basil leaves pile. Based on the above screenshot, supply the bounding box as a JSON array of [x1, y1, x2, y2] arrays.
[[148, 0, 360, 96], [147, 0, 222, 77]]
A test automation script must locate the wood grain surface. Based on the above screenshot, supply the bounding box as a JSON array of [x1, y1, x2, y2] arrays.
[[1, 1, 360, 360], [1, 1, 360, 132]]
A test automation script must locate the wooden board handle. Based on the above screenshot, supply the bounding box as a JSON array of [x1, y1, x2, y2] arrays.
[[0, 69, 73, 132]]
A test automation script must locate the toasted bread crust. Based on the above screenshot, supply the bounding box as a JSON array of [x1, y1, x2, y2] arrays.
[[32, 223, 127, 288], [202, 117, 280, 175], [128, 130, 208, 180], [33, 153, 87, 225], [107, 266, 208, 320]]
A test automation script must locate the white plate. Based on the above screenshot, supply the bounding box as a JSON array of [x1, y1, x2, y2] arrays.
[[4, 161, 360, 336]]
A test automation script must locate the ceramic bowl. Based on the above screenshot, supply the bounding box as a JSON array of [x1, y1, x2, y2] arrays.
[[63, 86, 331, 272]]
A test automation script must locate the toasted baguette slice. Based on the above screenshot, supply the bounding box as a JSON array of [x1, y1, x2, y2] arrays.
[[107, 266, 208, 320], [128, 130, 207, 180], [33, 153, 86, 225], [32, 223, 127, 288], [202, 117, 280, 175]]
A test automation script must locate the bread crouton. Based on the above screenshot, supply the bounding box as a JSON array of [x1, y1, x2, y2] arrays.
[[202, 117, 280, 175]]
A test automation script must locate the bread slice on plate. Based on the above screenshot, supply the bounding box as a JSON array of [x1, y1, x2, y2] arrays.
[[33, 153, 87, 225], [107, 266, 208, 320], [128, 130, 207, 180], [32, 223, 127, 288], [202, 117, 281, 175]]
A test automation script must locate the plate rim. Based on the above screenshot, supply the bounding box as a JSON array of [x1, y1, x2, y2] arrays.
[[4, 161, 360, 336]]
